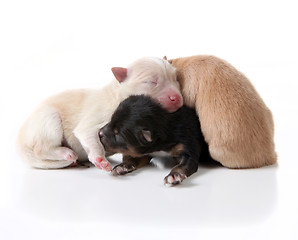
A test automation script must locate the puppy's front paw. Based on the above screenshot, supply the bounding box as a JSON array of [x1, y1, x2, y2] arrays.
[[164, 172, 187, 186], [91, 157, 112, 171], [112, 163, 136, 176]]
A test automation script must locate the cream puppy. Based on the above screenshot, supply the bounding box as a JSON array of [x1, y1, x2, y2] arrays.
[[169, 55, 277, 168], [17, 57, 183, 170]]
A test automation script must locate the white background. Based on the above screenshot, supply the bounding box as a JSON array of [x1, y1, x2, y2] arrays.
[[1, 0, 298, 239]]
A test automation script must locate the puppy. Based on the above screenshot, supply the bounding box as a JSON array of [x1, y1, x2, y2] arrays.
[[17, 57, 183, 170], [100, 95, 208, 186], [168, 55, 277, 168]]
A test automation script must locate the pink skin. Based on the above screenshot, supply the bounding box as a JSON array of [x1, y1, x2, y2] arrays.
[[83, 147, 111, 171], [158, 89, 183, 113], [164, 173, 187, 186], [94, 157, 112, 171], [65, 152, 78, 162]]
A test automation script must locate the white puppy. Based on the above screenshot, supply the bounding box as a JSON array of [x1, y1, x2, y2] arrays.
[[17, 57, 183, 170]]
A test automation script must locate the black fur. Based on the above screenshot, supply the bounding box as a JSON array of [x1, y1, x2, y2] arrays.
[[100, 95, 209, 185]]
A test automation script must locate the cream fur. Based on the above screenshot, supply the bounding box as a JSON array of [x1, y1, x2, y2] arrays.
[[17, 57, 182, 169], [170, 55, 277, 168]]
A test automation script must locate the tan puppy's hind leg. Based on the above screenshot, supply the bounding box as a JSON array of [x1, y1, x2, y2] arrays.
[[208, 143, 277, 169]]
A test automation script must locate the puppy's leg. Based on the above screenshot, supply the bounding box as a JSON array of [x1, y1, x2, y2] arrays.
[[18, 106, 77, 169], [34, 146, 78, 162], [164, 153, 199, 186], [73, 125, 111, 171], [113, 155, 152, 176]]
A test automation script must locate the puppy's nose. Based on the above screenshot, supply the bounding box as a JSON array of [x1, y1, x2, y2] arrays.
[[169, 94, 181, 105], [99, 130, 104, 138], [169, 95, 177, 102]]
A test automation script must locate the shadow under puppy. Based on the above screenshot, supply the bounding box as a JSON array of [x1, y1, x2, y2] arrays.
[[100, 95, 209, 186]]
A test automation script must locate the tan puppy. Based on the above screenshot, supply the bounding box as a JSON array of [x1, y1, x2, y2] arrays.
[[169, 55, 277, 168], [17, 57, 182, 170]]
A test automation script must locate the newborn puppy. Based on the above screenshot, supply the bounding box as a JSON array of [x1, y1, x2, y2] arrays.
[[100, 95, 208, 186], [17, 57, 182, 170], [168, 55, 277, 168]]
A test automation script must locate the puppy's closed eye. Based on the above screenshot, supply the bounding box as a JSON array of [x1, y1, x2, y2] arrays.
[[144, 77, 158, 86]]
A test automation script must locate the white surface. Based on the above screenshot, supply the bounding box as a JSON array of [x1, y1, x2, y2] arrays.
[[1, 0, 298, 239]]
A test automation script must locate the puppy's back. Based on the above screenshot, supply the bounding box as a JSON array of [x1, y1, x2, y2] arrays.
[[171, 55, 277, 168]]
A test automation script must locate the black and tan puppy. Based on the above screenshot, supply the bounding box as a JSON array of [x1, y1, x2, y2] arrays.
[[99, 95, 208, 186]]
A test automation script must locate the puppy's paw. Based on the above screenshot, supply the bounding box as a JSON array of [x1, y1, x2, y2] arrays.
[[112, 163, 136, 176], [64, 150, 78, 162], [92, 157, 112, 172], [164, 172, 187, 186]]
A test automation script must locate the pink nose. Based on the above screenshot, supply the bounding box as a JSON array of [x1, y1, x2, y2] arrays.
[[169, 95, 177, 102], [169, 94, 181, 105], [159, 90, 183, 112]]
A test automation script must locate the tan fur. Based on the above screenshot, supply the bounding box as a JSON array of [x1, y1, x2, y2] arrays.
[[17, 57, 182, 169], [170, 55, 277, 168], [170, 144, 185, 158]]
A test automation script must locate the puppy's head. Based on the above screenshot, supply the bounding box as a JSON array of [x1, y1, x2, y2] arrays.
[[111, 57, 183, 112], [99, 95, 168, 157]]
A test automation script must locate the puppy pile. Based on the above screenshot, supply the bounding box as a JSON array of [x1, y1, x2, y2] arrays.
[[17, 57, 182, 170], [17, 55, 277, 186]]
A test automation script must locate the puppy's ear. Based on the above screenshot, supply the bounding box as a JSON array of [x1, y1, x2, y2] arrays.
[[163, 56, 173, 64], [141, 129, 152, 142], [111, 67, 128, 83]]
